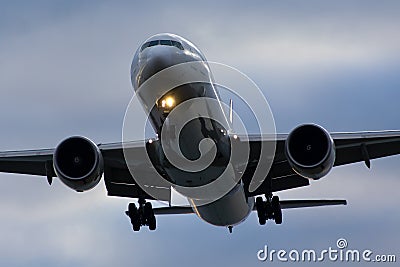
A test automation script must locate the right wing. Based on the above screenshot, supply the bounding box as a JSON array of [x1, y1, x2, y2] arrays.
[[242, 130, 400, 197]]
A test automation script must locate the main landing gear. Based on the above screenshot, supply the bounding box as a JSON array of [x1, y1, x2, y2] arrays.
[[256, 194, 282, 225], [125, 198, 156, 231]]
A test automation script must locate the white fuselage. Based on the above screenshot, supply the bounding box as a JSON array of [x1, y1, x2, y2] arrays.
[[130, 34, 254, 227]]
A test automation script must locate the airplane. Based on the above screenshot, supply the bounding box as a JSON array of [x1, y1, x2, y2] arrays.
[[0, 33, 399, 233]]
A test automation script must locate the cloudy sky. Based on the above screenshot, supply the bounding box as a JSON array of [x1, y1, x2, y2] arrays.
[[0, 1, 399, 266]]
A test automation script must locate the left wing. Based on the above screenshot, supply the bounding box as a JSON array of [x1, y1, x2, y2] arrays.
[[0, 148, 54, 183], [0, 142, 171, 201]]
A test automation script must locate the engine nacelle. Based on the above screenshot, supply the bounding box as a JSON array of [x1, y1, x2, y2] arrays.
[[53, 136, 104, 192], [285, 124, 335, 180]]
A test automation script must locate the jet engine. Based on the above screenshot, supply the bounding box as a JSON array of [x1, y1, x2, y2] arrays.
[[285, 124, 335, 180], [53, 136, 104, 192]]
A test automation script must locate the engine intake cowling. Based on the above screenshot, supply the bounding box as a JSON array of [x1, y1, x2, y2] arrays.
[[53, 136, 103, 192], [285, 124, 335, 180]]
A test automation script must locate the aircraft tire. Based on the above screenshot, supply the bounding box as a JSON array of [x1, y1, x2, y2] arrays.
[[148, 215, 156, 231], [256, 197, 267, 225], [272, 196, 282, 224]]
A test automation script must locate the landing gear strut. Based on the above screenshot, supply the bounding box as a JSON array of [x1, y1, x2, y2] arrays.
[[125, 198, 157, 231], [256, 194, 282, 225]]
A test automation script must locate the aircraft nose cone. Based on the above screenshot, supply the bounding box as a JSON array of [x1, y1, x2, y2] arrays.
[[139, 46, 178, 86]]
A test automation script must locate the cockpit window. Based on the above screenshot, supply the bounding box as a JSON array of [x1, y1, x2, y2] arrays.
[[160, 40, 172, 46], [140, 42, 150, 51], [148, 40, 159, 47], [171, 40, 184, 50], [141, 40, 184, 52]]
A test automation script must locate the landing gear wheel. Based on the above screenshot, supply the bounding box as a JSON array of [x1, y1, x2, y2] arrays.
[[148, 215, 156, 231], [132, 219, 141, 231], [144, 202, 156, 230], [256, 195, 283, 226], [265, 201, 273, 219], [126, 200, 157, 232], [127, 203, 141, 231], [144, 202, 153, 222], [272, 196, 282, 224], [128, 203, 137, 217], [256, 197, 266, 225]]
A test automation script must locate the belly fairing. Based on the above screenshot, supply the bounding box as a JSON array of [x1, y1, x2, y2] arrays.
[[191, 184, 254, 227]]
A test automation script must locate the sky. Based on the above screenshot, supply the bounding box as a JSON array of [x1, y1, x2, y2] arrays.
[[0, 0, 399, 266]]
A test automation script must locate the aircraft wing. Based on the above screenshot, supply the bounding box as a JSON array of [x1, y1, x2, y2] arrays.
[[242, 130, 400, 197], [0, 131, 399, 201], [0, 141, 172, 202]]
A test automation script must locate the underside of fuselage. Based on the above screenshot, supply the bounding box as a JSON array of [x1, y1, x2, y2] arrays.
[[131, 33, 253, 227]]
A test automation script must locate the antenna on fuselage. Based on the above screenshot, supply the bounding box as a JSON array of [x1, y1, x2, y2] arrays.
[[229, 99, 233, 125]]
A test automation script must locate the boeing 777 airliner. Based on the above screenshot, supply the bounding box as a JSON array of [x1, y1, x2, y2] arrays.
[[0, 33, 399, 232]]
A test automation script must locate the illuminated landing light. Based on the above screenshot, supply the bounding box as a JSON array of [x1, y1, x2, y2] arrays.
[[148, 139, 153, 144], [233, 134, 238, 139], [161, 97, 175, 108]]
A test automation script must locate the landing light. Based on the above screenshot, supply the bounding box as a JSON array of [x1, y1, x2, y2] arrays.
[[161, 97, 175, 108]]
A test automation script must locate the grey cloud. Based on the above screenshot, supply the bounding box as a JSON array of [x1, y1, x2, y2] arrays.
[[0, 1, 399, 266]]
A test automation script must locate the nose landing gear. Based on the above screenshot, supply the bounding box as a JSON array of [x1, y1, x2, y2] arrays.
[[125, 198, 157, 231], [256, 195, 282, 225]]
